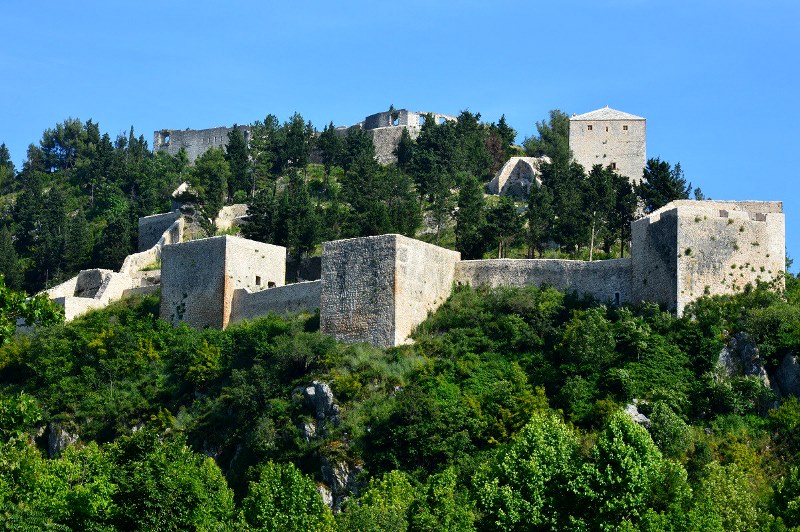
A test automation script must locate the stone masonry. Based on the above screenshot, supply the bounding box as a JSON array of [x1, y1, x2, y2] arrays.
[[631, 200, 785, 314], [154, 125, 250, 163], [320, 234, 461, 348], [569, 106, 646, 184], [160, 236, 286, 329]]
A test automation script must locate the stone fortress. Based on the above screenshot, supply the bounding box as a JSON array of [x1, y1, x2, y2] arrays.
[[153, 109, 456, 165], [47, 197, 785, 348], [42, 106, 782, 348]]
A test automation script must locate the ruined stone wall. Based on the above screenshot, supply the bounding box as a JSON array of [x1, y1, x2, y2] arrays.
[[153, 125, 250, 163], [360, 110, 457, 164], [368, 127, 419, 165], [487, 157, 548, 198], [230, 281, 321, 325], [455, 258, 632, 304], [214, 204, 249, 231], [569, 118, 645, 183], [138, 211, 180, 251]]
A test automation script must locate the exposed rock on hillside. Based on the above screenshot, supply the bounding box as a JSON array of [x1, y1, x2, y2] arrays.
[[47, 422, 78, 458], [716, 332, 771, 389]]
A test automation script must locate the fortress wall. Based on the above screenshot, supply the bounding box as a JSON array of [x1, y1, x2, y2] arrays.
[[569, 118, 646, 183], [455, 258, 632, 304], [138, 211, 180, 251], [320, 235, 398, 347], [393, 235, 461, 345], [153, 125, 250, 163], [631, 209, 679, 310], [160, 235, 287, 329], [161, 237, 228, 328], [224, 237, 286, 293], [673, 202, 784, 314], [230, 280, 321, 324], [55, 297, 108, 321], [367, 127, 420, 165]]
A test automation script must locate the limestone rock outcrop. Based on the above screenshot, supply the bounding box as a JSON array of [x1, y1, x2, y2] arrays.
[[47, 422, 78, 458], [716, 332, 771, 388]]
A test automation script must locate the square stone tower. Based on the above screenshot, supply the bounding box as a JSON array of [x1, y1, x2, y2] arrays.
[[320, 234, 461, 347], [569, 106, 646, 184], [631, 200, 785, 315], [160, 235, 286, 328]]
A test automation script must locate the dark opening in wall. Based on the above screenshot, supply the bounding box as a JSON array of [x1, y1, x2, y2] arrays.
[[437, 116, 446, 125], [268, 281, 276, 288], [611, 162, 617, 170], [623, 125, 628, 131], [163, 134, 171, 145], [587, 125, 593, 131], [392, 116, 400, 126], [255, 276, 261, 286], [614, 292, 621, 305]]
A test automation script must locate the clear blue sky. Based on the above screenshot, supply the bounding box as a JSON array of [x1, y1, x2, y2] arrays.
[[2, 0, 798, 269]]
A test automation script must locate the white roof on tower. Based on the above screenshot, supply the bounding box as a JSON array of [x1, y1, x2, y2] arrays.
[[570, 106, 645, 121]]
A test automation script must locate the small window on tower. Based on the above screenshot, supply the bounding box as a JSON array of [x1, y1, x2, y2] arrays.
[[623, 125, 628, 131], [606, 126, 609, 132], [587, 125, 593, 131], [611, 162, 617, 170], [255, 276, 261, 286]]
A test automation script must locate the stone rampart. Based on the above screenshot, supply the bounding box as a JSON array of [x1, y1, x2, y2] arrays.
[[160, 236, 286, 329], [632, 200, 785, 314], [230, 281, 321, 324], [455, 258, 632, 304], [320, 234, 460, 347], [138, 211, 180, 251], [153, 125, 250, 163]]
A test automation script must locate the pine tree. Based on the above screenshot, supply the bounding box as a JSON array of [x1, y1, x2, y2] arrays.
[[64, 210, 93, 273], [0, 143, 15, 192], [242, 189, 276, 243], [637, 158, 691, 213], [317, 122, 344, 179], [96, 209, 133, 270], [455, 173, 486, 259], [225, 126, 249, 198], [527, 183, 554, 257], [395, 128, 415, 171], [487, 196, 523, 258], [191, 148, 230, 220], [0, 225, 21, 290], [278, 171, 319, 259]]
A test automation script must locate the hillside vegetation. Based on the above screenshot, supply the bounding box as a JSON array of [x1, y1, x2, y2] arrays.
[[1, 273, 800, 529]]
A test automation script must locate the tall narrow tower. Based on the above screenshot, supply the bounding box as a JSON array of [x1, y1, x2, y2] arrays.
[[568, 106, 646, 184]]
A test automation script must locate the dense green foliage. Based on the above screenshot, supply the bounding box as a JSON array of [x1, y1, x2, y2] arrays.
[[1, 275, 799, 529]]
